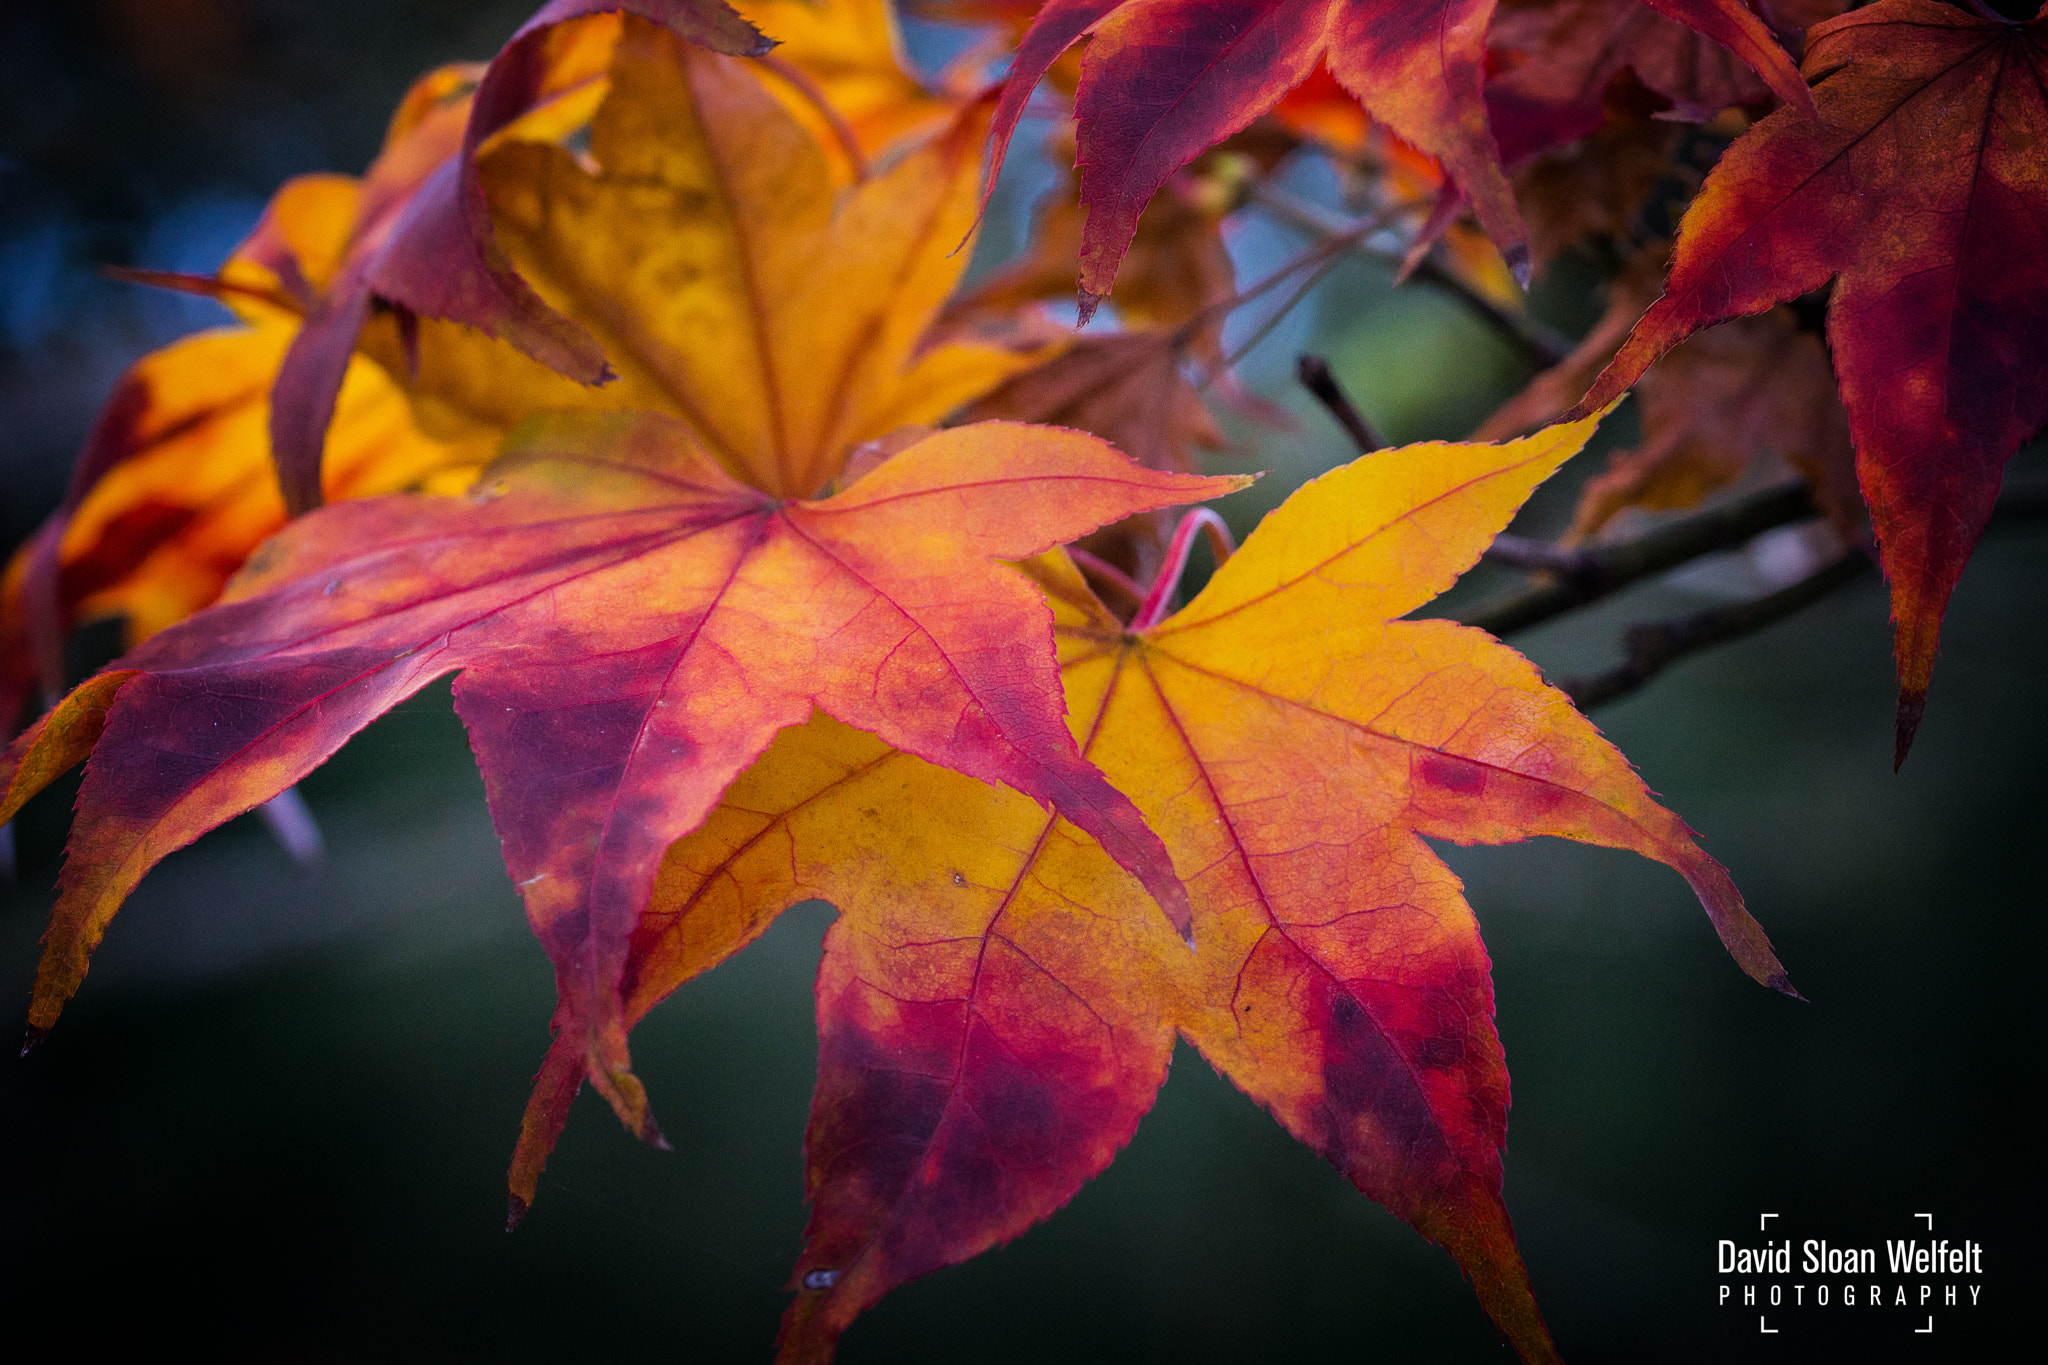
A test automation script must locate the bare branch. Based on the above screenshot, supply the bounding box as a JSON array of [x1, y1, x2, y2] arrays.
[[1559, 554, 1872, 709], [1454, 481, 1821, 636], [1296, 354, 1383, 453], [1480, 533, 1597, 579]]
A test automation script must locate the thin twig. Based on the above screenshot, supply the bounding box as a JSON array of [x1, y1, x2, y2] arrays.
[[1560, 554, 1872, 708], [1296, 354, 1382, 452], [1202, 253, 1346, 384], [1481, 533, 1598, 578], [1463, 476, 2048, 640], [1452, 482, 1820, 636], [1172, 203, 1396, 357], [1248, 182, 1573, 368]]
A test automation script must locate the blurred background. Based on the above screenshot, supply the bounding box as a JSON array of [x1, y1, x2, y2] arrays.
[[1, 2, 2040, 1361]]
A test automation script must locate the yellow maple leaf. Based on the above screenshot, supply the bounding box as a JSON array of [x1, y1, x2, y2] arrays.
[[584, 410, 1786, 1363]]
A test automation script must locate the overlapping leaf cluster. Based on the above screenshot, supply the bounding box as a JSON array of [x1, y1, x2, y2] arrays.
[[967, 0, 2044, 756], [18, 0, 2031, 1359]]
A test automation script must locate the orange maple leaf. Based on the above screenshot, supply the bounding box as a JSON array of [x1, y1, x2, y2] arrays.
[[603, 411, 1788, 1365], [363, 23, 1040, 500], [0, 326, 466, 740], [1, 22, 1245, 1201], [8, 13, 1038, 739], [1576, 0, 2048, 762]]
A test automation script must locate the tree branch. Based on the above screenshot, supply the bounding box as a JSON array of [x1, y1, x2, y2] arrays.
[[1532, 479, 2048, 708], [1559, 554, 1871, 709], [1454, 481, 1821, 635], [1296, 353, 1383, 452]]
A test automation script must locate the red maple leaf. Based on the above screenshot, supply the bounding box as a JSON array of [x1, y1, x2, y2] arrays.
[[984, 0, 1813, 310], [1576, 0, 2048, 763]]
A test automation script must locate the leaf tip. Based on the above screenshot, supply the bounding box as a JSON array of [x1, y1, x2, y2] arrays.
[[1502, 240, 1533, 292], [1075, 288, 1104, 328], [1894, 689, 1927, 771], [1764, 971, 1806, 1002], [505, 1191, 529, 1233], [20, 1023, 47, 1058]]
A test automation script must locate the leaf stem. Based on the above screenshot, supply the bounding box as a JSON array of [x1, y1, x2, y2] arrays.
[[1131, 508, 1236, 631], [1068, 547, 1146, 611]]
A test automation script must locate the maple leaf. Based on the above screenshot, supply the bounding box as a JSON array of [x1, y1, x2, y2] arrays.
[[1570, 305, 1859, 541], [734, 0, 964, 179], [1, 16, 1253, 1197], [1492, 0, 1838, 123], [599, 411, 1790, 1365], [958, 330, 1228, 586], [0, 325, 464, 739], [0, 411, 1241, 1184], [1575, 0, 2048, 762], [225, 1, 773, 515], [363, 23, 1039, 501], [983, 0, 1813, 310], [23, 7, 1018, 715]]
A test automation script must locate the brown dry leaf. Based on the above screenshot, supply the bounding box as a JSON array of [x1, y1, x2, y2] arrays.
[[1474, 244, 1670, 441], [1513, 105, 1679, 272], [1570, 305, 1859, 541]]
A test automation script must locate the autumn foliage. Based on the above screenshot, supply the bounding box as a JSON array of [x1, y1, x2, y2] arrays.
[[4, 0, 2041, 1360]]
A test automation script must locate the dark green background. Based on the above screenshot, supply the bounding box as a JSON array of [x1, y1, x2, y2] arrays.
[[2, 3, 2040, 1361]]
